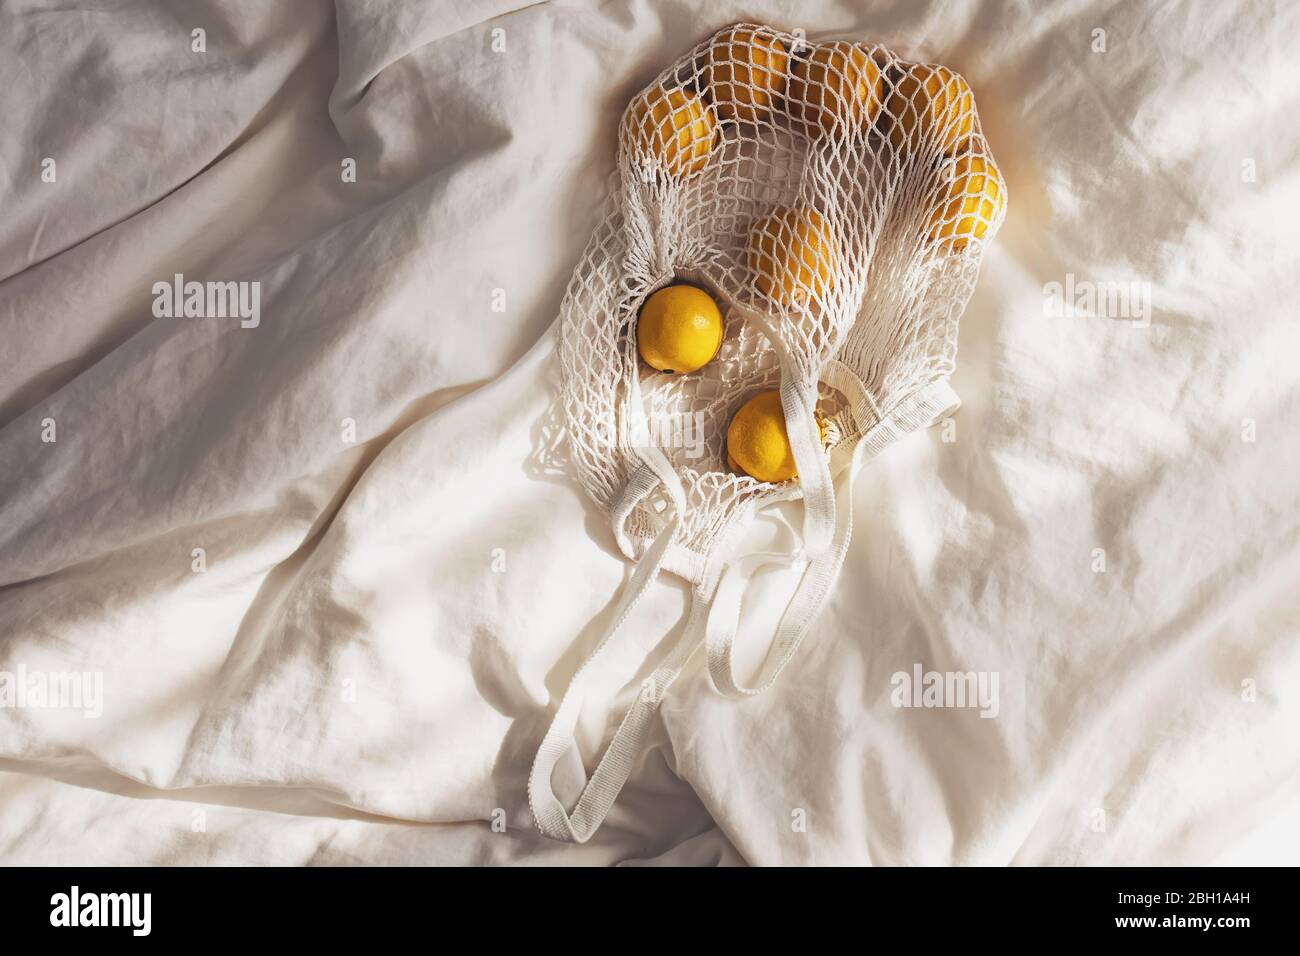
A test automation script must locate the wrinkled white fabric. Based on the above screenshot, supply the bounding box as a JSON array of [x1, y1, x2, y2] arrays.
[[1, 0, 1298, 865]]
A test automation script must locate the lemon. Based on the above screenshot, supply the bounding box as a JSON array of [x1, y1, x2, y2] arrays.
[[748, 206, 838, 307], [887, 64, 974, 154], [704, 26, 790, 123], [930, 153, 1006, 250], [636, 284, 724, 373], [627, 86, 716, 178], [789, 42, 883, 135], [727, 391, 801, 483]]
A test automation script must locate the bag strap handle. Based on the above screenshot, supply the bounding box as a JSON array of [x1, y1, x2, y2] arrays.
[[705, 377, 960, 699], [697, 356, 849, 698], [705, 448, 860, 697], [528, 341, 709, 843], [781, 373, 836, 559], [529, 513, 682, 842]]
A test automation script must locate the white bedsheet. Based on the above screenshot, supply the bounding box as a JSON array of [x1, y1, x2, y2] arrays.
[[2, 0, 1297, 865]]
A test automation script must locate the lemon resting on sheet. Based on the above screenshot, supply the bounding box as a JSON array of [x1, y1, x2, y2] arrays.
[[636, 284, 724, 373]]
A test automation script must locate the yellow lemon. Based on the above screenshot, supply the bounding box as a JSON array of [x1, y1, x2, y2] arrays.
[[789, 41, 883, 135], [636, 284, 724, 373], [748, 206, 838, 307], [627, 86, 716, 178], [703, 26, 790, 123], [886, 64, 974, 154], [727, 391, 801, 483], [929, 153, 1006, 250]]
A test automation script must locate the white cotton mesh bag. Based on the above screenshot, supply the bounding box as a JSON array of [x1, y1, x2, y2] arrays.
[[532, 23, 1007, 842]]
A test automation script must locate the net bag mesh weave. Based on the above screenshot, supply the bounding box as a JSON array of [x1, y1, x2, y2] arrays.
[[535, 24, 1007, 842]]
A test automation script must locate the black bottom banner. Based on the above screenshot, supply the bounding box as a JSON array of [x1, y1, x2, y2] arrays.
[[0, 865, 1283, 941]]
